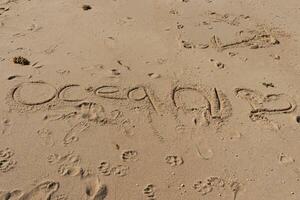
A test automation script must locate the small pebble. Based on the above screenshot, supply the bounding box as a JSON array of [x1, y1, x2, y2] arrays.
[[82, 5, 92, 10], [13, 56, 30, 65]]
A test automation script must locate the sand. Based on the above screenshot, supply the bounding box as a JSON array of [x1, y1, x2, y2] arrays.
[[0, 0, 300, 199]]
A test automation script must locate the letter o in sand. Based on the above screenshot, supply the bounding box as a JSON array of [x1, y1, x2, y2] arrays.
[[12, 81, 57, 105]]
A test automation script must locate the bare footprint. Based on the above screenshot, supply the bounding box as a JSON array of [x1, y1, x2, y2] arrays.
[[85, 177, 107, 200], [0, 190, 22, 200], [63, 121, 90, 145], [58, 164, 83, 177], [19, 180, 59, 200], [47, 151, 80, 165]]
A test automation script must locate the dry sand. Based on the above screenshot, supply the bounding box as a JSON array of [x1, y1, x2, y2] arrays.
[[0, 0, 300, 199]]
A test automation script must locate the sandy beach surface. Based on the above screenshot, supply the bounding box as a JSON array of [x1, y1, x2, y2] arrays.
[[1, 0, 300, 199]]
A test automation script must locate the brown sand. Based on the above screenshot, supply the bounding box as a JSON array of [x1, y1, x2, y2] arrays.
[[0, 0, 300, 199]]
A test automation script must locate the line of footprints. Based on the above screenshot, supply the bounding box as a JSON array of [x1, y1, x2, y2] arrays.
[[3, 147, 297, 199], [0, 144, 244, 200]]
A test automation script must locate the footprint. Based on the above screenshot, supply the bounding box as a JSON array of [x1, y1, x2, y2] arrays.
[[36, 128, 54, 147], [121, 150, 138, 162], [97, 162, 129, 177], [47, 151, 85, 177], [52, 194, 68, 200], [143, 184, 156, 199], [75, 102, 106, 123], [192, 180, 213, 195], [192, 176, 225, 196], [0, 148, 14, 160], [85, 177, 107, 200], [0, 190, 22, 200], [209, 58, 224, 69], [120, 119, 135, 136], [111, 165, 129, 177], [0, 118, 11, 135], [63, 121, 90, 145], [47, 152, 80, 165], [165, 155, 184, 167], [229, 181, 241, 200], [58, 164, 83, 177], [0, 159, 17, 173], [278, 153, 295, 165], [19, 180, 59, 200], [206, 176, 225, 187], [97, 161, 111, 176], [0, 148, 17, 173]]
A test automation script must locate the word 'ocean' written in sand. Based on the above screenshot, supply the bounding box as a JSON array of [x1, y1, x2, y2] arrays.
[[6, 81, 297, 126]]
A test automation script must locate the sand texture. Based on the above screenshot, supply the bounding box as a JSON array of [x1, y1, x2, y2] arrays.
[[0, 0, 300, 199]]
